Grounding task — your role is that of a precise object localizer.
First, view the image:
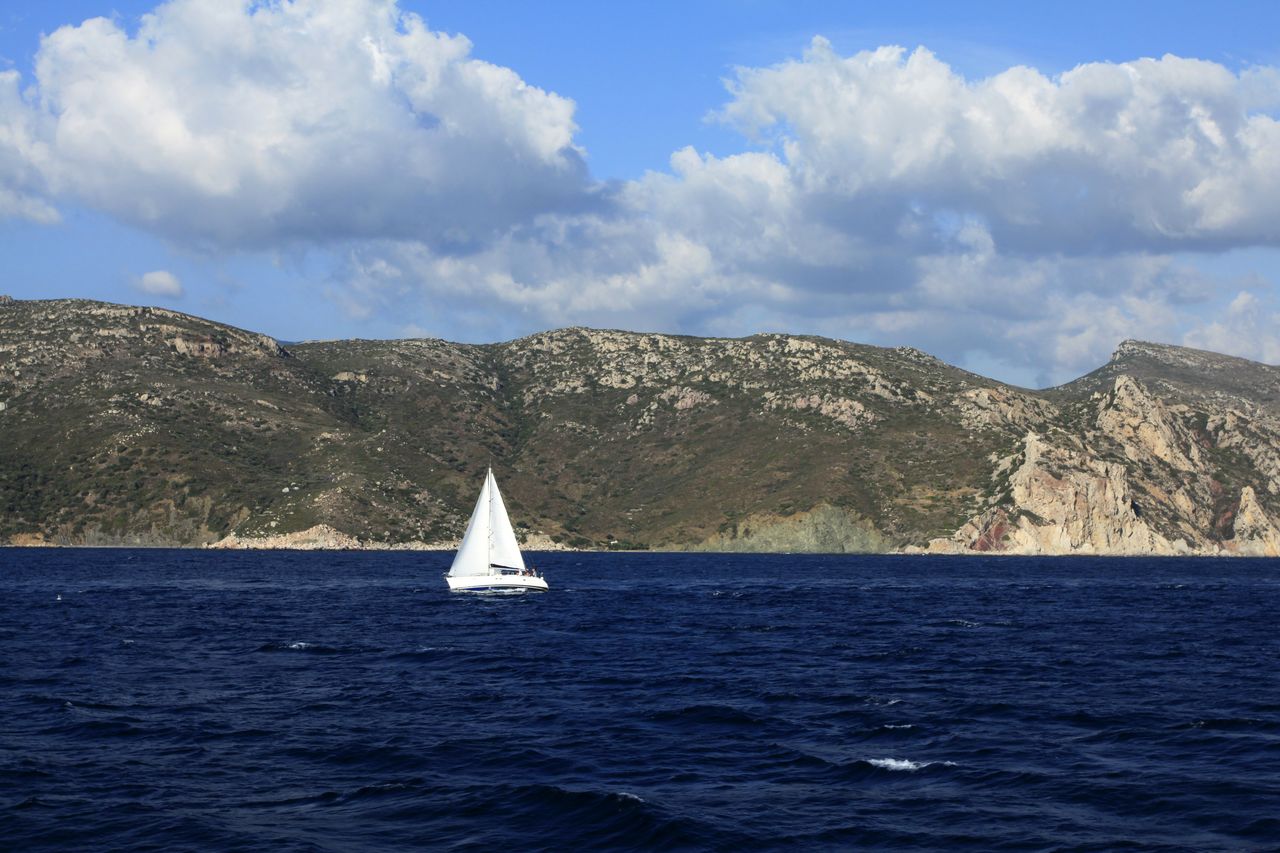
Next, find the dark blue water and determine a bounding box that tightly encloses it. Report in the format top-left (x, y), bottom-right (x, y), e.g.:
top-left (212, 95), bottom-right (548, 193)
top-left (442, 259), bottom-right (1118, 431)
top-left (2, 550), bottom-right (1278, 851)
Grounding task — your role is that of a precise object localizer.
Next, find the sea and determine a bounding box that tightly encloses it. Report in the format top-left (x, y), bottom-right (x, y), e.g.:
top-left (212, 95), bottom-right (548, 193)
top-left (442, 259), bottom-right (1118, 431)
top-left (1, 550), bottom-right (1277, 852)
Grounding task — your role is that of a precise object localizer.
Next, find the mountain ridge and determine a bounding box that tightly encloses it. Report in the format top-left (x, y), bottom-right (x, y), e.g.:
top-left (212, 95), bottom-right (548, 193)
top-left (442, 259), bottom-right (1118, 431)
top-left (3, 296), bottom-right (1279, 555)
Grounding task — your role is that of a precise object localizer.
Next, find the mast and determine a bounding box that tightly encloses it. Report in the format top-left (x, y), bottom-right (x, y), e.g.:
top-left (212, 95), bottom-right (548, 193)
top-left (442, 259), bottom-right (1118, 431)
top-left (486, 467), bottom-right (495, 575)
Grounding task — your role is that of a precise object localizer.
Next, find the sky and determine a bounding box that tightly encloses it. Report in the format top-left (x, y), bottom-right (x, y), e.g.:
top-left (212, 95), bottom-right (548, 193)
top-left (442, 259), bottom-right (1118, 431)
top-left (3, 1), bottom-right (1280, 386)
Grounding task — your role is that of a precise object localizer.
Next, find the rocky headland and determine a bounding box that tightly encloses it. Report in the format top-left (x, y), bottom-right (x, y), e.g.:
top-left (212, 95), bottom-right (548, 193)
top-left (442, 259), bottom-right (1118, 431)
top-left (3, 297), bottom-right (1279, 555)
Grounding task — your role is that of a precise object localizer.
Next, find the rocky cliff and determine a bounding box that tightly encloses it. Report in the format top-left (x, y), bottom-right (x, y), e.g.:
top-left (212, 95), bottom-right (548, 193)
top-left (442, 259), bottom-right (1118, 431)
top-left (3, 297), bottom-right (1279, 554)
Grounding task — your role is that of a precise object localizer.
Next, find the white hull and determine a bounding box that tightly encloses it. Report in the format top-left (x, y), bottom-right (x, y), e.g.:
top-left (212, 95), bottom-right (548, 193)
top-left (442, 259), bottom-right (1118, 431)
top-left (445, 573), bottom-right (549, 593)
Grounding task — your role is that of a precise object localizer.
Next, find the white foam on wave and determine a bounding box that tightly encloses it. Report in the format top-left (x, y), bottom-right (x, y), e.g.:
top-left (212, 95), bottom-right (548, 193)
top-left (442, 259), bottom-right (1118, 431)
top-left (288, 642), bottom-right (312, 650)
top-left (882, 724), bottom-right (914, 730)
top-left (616, 791), bottom-right (645, 802)
top-left (867, 758), bottom-right (957, 772)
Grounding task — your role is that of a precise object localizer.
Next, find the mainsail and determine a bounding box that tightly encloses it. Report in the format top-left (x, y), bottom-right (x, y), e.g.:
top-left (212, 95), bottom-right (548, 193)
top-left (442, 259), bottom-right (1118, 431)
top-left (448, 469), bottom-right (526, 577)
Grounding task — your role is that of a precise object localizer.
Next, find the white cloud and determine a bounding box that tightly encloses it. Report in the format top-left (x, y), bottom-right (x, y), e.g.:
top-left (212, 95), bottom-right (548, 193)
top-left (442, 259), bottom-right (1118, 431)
top-left (719, 40), bottom-right (1280, 251)
top-left (23, 0), bottom-right (587, 248)
top-left (136, 269), bottom-right (183, 297)
top-left (0, 70), bottom-right (58, 224)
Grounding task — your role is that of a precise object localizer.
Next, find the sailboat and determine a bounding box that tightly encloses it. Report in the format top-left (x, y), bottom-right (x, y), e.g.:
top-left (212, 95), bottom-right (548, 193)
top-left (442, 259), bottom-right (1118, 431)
top-left (445, 468), bottom-right (548, 593)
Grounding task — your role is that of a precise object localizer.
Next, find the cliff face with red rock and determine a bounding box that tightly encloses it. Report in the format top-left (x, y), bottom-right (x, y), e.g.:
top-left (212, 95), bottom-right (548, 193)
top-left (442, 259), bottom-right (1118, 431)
top-left (927, 346), bottom-right (1280, 556)
top-left (3, 297), bottom-right (1280, 554)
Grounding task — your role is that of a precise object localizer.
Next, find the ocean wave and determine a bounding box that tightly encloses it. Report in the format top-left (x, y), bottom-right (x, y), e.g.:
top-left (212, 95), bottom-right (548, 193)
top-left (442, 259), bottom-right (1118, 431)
top-left (385, 646), bottom-right (454, 661)
top-left (865, 758), bottom-right (957, 772)
top-left (254, 641), bottom-right (384, 655)
top-left (441, 782), bottom-right (726, 850)
top-left (59, 697), bottom-right (129, 712)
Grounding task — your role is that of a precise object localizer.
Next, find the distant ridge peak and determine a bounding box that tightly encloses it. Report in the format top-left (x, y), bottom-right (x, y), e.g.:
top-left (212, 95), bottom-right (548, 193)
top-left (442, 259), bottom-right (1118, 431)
top-left (1109, 337), bottom-right (1270, 370)
top-left (1110, 339), bottom-right (1171, 361)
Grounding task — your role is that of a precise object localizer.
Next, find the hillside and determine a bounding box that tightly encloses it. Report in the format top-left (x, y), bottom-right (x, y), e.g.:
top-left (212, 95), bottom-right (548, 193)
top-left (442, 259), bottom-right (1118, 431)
top-left (2, 297), bottom-right (1279, 555)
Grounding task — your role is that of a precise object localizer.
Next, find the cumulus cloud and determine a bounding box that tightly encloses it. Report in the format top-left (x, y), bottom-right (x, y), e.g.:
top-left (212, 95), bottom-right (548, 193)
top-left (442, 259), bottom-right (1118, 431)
top-left (136, 269), bottom-right (183, 297)
top-left (22, 0), bottom-right (589, 248)
top-left (719, 39), bottom-right (1280, 252)
top-left (0, 71), bottom-right (59, 224)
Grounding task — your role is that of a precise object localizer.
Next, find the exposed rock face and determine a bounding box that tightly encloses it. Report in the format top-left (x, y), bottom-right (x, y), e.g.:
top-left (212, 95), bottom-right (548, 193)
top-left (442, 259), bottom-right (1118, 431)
top-left (7, 531), bottom-right (53, 546)
top-left (209, 523), bottom-right (366, 550)
top-left (928, 432), bottom-right (1188, 555)
top-left (659, 385), bottom-right (716, 411)
top-left (955, 387), bottom-right (1058, 431)
top-left (209, 524), bottom-right (456, 551)
top-left (763, 392), bottom-right (876, 430)
top-left (169, 330), bottom-right (284, 359)
top-left (932, 369), bottom-right (1280, 556)
top-left (6, 301), bottom-right (1280, 555)
top-left (1229, 487), bottom-right (1280, 556)
top-left (1095, 376), bottom-right (1201, 472)
top-left (690, 505), bottom-right (887, 553)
